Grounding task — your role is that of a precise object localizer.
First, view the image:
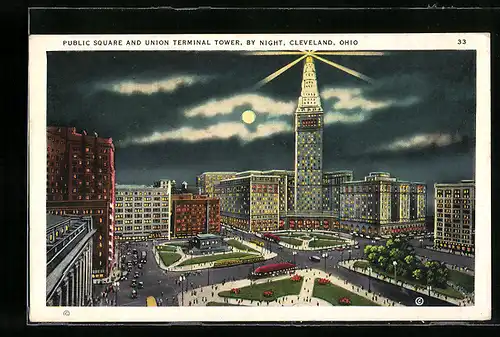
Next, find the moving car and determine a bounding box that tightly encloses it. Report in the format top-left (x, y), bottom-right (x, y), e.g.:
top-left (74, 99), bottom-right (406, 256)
top-left (131, 289), bottom-right (137, 299)
top-left (138, 263), bottom-right (143, 269)
top-left (138, 281), bottom-right (144, 289)
top-left (134, 271), bottom-right (140, 279)
top-left (354, 245), bottom-right (360, 249)
top-left (131, 279), bottom-right (137, 287)
top-left (309, 256), bottom-right (321, 262)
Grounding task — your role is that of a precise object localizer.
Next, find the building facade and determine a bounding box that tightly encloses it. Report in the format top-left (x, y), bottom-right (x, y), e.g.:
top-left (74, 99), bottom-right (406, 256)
top-left (434, 180), bottom-right (475, 254)
top-left (323, 171), bottom-right (354, 216)
top-left (340, 172), bottom-right (427, 235)
top-left (294, 56), bottom-right (324, 213)
top-left (47, 126), bottom-right (115, 280)
top-left (196, 172), bottom-right (237, 197)
top-left (114, 183), bottom-right (172, 241)
top-left (216, 172), bottom-right (280, 232)
top-left (171, 194), bottom-right (221, 238)
top-left (46, 215), bottom-right (95, 306)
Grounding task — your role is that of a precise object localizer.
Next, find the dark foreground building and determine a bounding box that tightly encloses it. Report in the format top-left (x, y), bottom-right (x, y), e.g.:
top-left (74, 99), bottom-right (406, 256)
top-left (46, 215), bottom-right (96, 306)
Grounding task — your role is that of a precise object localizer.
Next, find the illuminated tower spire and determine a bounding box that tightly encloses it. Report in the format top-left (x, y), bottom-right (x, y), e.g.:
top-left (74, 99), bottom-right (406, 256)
top-left (294, 56), bottom-right (324, 213)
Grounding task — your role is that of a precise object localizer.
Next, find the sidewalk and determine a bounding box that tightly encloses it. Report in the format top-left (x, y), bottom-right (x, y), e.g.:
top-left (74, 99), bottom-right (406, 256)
top-left (340, 259), bottom-right (473, 307)
top-left (154, 239), bottom-right (277, 272)
top-left (178, 268), bottom-right (402, 307)
top-left (279, 237), bottom-right (354, 251)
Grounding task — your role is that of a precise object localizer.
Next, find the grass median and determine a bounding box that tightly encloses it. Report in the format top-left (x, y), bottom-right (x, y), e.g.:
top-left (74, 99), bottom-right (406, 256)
top-left (159, 252), bottom-right (181, 267)
top-left (177, 252), bottom-right (259, 266)
top-left (226, 239), bottom-right (260, 253)
top-left (206, 302), bottom-right (242, 306)
top-left (279, 237), bottom-right (303, 246)
top-left (312, 279), bottom-right (378, 306)
top-left (448, 269), bottom-right (474, 293)
top-left (156, 245), bottom-right (178, 252)
top-left (219, 278), bottom-right (303, 302)
top-left (308, 239), bottom-right (346, 248)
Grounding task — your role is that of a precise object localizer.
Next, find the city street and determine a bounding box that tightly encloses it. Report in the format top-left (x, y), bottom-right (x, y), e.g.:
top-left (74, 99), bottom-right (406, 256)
top-left (111, 229), bottom-right (470, 307)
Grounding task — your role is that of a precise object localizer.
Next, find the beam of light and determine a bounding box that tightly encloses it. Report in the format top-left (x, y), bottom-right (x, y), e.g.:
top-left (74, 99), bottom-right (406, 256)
top-left (312, 54), bottom-right (374, 83)
top-left (313, 51), bottom-right (385, 56)
top-left (243, 51), bottom-right (309, 55)
top-left (254, 54), bottom-right (308, 88)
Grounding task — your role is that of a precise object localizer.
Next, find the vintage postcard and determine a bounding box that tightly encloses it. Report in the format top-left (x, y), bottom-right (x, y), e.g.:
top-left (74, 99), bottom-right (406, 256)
top-left (28, 33), bottom-right (491, 323)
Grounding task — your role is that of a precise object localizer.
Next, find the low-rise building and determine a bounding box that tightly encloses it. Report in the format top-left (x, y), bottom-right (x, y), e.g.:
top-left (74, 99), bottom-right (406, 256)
top-left (46, 215), bottom-right (95, 306)
top-left (188, 233), bottom-right (228, 255)
top-left (171, 194), bottom-right (221, 238)
top-left (434, 180), bottom-right (475, 255)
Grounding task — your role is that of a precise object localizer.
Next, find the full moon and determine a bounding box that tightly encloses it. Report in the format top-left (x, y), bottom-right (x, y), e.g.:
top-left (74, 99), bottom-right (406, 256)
top-left (241, 110), bottom-right (256, 124)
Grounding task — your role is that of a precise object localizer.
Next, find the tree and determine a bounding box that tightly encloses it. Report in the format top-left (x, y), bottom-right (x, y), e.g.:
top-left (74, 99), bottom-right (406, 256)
top-left (367, 252), bottom-right (378, 264)
top-left (404, 255), bottom-right (414, 265)
top-left (364, 245), bottom-right (373, 256)
top-left (378, 256), bottom-right (387, 268)
top-left (389, 248), bottom-right (400, 259)
top-left (377, 246), bottom-right (387, 256)
top-left (412, 269), bottom-right (423, 281)
top-left (386, 239), bottom-right (394, 249)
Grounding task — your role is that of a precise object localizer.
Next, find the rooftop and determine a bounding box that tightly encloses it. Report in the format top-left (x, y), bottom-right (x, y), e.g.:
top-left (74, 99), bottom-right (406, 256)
top-left (196, 233), bottom-right (221, 239)
top-left (46, 214), bottom-right (69, 229)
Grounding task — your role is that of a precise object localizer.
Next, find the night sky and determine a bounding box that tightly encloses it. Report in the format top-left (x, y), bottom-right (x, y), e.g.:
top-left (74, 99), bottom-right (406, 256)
top-left (47, 50), bottom-right (476, 210)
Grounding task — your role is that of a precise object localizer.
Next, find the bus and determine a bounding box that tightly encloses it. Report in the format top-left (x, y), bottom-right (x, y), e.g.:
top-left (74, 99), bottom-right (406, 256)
top-left (146, 296), bottom-right (157, 307)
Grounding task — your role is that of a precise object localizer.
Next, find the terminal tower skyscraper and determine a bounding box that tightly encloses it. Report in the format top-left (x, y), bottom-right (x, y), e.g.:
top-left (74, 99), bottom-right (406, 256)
top-left (294, 56), bottom-right (324, 214)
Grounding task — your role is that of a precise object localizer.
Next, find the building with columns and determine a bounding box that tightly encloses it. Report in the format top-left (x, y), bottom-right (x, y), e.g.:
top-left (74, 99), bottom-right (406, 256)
top-left (46, 215), bottom-right (95, 306)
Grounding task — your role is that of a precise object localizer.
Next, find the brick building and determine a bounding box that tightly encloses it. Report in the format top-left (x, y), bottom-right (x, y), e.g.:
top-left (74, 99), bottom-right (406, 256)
top-left (46, 126), bottom-right (115, 280)
top-left (171, 194), bottom-right (221, 238)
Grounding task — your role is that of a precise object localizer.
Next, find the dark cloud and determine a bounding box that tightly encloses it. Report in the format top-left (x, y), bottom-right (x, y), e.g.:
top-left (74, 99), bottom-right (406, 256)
top-left (47, 50), bottom-right (476, 207)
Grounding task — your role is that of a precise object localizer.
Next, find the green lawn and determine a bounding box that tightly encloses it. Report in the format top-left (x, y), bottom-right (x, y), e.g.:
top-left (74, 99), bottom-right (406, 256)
top-left (448, 269), bottom-right (474, 293)
top-left (165, 242), bottom-right (188, 247)
top-left (311, 234), bottom-right (344, 240)
top-left (368, 265), bottom-right (465, 300)
top-left (308, 239), bottom-right (346, 248)
top-left (279, 237), bottom-right (303, 246)
top-left (312, 279), bottom-right (378, 306)
top-left (206, 302), bottom-right (242, 306)
top-left (177, 252), bottom-right (258, 266)
top-left (156, 245), bottom-right (177, 252)
top-left (159, 252), bottom-right (181, 266)
top-left (219, 278), bottom-right (303, 302)
top-left (226, 239), bottom-right (260, 253)
top-left (353, 260), bottom-right (370, 269)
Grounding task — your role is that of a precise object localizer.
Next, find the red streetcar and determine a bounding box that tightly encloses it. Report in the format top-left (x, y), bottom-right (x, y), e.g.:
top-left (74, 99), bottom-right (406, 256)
top-left (249, 262), bottom-right (296, 279)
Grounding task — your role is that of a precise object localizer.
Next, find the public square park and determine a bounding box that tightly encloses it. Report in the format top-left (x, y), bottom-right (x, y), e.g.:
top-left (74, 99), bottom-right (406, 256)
top-left (102, 227), bottom-right (475, 308)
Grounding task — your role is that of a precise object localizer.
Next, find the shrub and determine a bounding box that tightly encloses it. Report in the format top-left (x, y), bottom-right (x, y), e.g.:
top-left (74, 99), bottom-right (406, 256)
top-left (338, 297), bottom-right (351, 306)
top-left (263, 290), bottom-right (274, 297)
top-left (291, 274), bottom-right (303, 282)
top-left (317, 278), bottom-right (330, 285)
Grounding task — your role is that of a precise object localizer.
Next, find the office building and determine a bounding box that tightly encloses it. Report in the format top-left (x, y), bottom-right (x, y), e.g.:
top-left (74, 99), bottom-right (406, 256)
top-left (46, 126), bottom-right (115, 280)
top-left (340, 172), bottom-right (427, 235)
top-left (171, 193), bottom-right (221, 238)
top-left (216, 172), bottom-right (280, 232)
top-left (434, 180), bottom-right (475, 254)
top-left (114, 183), bottom-right (172, 241)
top-left (323, 170), bottom-right (354, 216)
top-left (294, 56), bottom-right (324, 213)
top-left (46, 215), bottom-right (95, 306)
top-left (196, 172), bottom-right (237, 197)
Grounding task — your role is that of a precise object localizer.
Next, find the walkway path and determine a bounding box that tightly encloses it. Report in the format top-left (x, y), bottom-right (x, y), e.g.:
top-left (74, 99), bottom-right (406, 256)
top-left (177, 268), bottom-right (402, 307)
top-left (340, 259), bottom-right (473, 307)
top-left (278, 236), bottom-right (354, 252)
top-left (154, 239), bottom-right (277, 272)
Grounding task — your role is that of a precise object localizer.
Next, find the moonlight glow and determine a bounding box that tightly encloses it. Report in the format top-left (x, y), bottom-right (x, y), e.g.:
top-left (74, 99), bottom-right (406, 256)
top-left (242, 110), bottom-right (256, 124)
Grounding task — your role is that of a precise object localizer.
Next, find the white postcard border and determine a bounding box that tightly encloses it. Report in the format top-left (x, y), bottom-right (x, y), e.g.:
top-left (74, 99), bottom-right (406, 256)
top-left (28, 33), bottom-right (491, 323)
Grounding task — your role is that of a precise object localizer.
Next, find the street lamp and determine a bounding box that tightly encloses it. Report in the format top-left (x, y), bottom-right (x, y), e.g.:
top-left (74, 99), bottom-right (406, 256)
top-left (292, 251), bottom-right (297, 265)
top-left (322, 253), bottom-right (328, 272)
top-left (392, 261), bottom-right (397, 285)
top-left (179, 275), bottom-right (186, 306)
top-left (427, 285), bottom-right (432, 296)
top-left (348, 249), bottom-right (352, 260)
top-left (367, 267), bottom-right (372, 293)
